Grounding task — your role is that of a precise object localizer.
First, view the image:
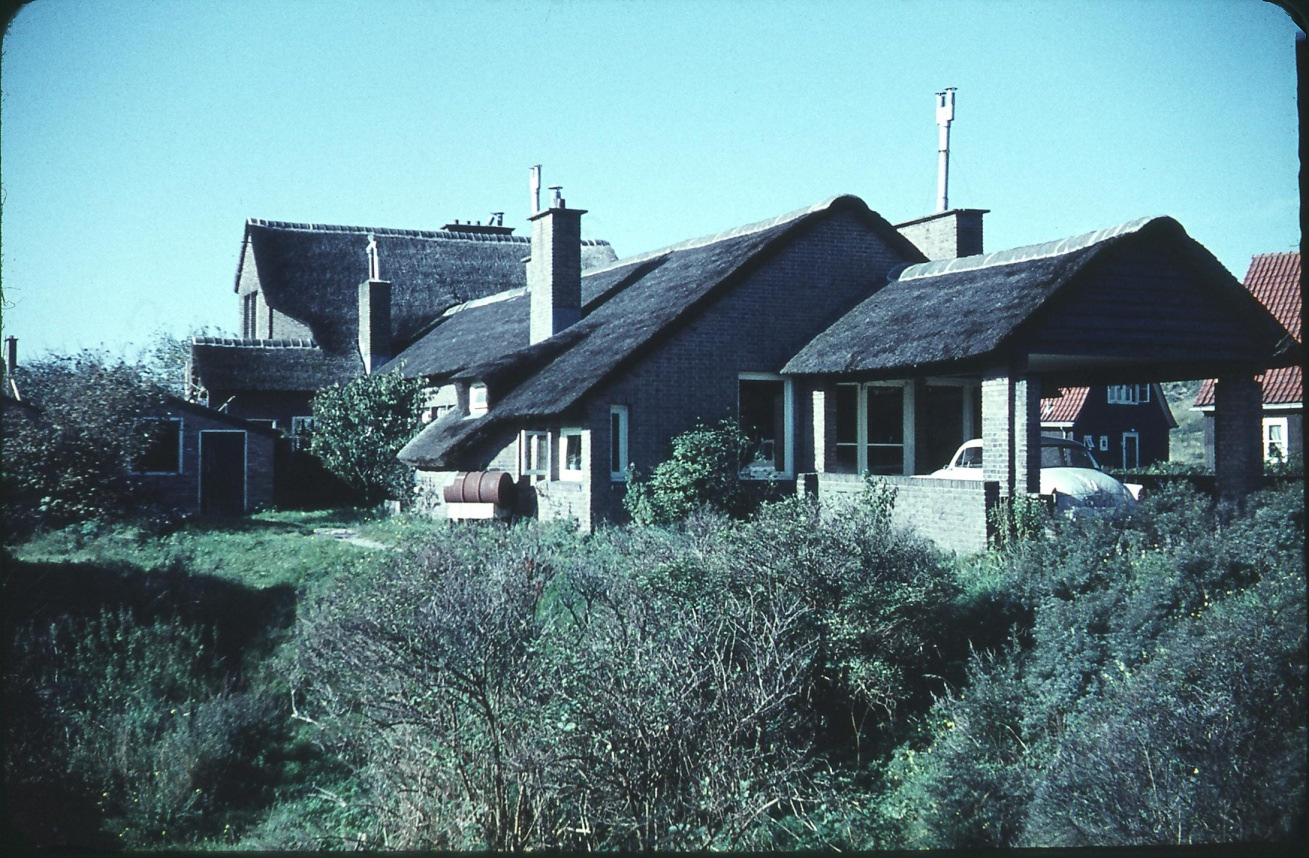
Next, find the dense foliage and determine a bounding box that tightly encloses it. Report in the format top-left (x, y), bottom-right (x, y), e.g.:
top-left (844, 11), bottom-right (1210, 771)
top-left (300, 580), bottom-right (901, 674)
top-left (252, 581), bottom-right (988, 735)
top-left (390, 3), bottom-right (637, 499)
top-left (2, 351), bottom-right (170, 536)
top-left (4, 482), bottom-right (1303, 851)
top-left (623, 418), bottom-right (750, 525)
top-left (308, 371), bottom-right (426, 505)
top-left (880, 484), bottom-right (1305, 848)
top-left (275, 480), bottom-right (962, 850)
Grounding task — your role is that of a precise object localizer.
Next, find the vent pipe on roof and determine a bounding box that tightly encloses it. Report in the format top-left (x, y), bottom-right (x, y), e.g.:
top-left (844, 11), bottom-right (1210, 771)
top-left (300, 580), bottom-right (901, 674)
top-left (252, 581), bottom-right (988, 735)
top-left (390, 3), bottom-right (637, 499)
top-left (935, 87), bottom-right (956, 213)
top-left (530, 165), bottom-right (542, 215)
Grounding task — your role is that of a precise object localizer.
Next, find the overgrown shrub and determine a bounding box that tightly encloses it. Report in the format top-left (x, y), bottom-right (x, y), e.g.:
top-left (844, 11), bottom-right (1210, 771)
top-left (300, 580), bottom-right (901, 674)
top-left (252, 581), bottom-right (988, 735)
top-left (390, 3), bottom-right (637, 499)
top-left (623, 419), bottom-right (750, 525)
top-left (2, 351), bottom-right (170, 536)
top-left (281, 479), bottom-right (969, 850)
top-left (4, 609), bottom-right (281, 849)
top-left (308, 371), bottom-right (426, 505)
top-left (877, 482), bottom-right (1306, 848)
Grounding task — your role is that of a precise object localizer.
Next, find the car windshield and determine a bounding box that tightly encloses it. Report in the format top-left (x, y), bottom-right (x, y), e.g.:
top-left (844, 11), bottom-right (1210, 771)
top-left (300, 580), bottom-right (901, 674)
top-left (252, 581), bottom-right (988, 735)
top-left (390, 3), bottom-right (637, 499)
top-left (1041, 443), bottom-right (1101, 470)
top-left (955, 446), bottom-right (983, 468)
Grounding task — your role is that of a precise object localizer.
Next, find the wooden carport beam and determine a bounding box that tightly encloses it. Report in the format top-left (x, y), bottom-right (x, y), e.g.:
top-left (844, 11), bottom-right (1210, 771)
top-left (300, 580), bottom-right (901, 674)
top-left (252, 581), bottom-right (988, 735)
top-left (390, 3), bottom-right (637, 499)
top-left (1213, 374), bottom-right (1263, 503)
top-left (981, 370), bottom-right (1041, 497)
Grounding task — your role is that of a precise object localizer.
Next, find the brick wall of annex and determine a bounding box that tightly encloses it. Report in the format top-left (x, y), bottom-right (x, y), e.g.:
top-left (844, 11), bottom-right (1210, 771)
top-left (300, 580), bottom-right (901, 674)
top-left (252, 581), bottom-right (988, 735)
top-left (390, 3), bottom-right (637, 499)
top-left (138, 410), bottom-right (275, 515)
top-left (585, 208), bottom-right (906, 525)
top-left (809, 472), bottom-right (995, 555)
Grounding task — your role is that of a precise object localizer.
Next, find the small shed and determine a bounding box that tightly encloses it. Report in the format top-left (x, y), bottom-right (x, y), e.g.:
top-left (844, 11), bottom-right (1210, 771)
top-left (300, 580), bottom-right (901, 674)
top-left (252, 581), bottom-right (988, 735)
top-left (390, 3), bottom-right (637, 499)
top-left (133, 396), bottom-right (278, 516)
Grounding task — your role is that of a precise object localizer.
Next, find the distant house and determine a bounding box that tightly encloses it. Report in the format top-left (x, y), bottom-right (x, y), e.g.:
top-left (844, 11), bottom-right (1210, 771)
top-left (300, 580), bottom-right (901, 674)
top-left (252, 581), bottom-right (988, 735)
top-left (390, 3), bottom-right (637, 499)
top-left (187, 216), bottom-right (616, 443)
top-left (1193, 252), bottom-right (1302, 465)
top-left (1039, 384), bottom-right (1176, 469)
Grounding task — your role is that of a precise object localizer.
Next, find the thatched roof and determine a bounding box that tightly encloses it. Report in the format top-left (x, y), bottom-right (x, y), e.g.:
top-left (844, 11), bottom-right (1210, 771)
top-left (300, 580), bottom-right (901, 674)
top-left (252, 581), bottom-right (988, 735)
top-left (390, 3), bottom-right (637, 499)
top-left (399, 195), bottom-right (921, 468)
top-left (784, 216), bottom-right (1291, 377)
top-left (189, 337), bottom-right (362, 392)
top-left (238, 218), bottom-right (617, 356)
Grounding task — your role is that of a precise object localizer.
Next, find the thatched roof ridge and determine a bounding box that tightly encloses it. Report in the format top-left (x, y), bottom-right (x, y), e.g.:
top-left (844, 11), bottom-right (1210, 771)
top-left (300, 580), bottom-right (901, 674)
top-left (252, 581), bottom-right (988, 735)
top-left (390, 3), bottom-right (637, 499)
top-left (897, 216), bottom-right (1158, 281)
top-left (399, 195), bottom-right (917, 467)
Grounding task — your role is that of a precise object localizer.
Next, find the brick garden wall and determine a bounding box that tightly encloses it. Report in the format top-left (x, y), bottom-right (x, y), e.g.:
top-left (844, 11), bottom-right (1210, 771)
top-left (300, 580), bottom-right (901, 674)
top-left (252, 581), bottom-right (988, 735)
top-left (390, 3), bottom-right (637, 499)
top-left (808, 472), bottom-right (995, 555)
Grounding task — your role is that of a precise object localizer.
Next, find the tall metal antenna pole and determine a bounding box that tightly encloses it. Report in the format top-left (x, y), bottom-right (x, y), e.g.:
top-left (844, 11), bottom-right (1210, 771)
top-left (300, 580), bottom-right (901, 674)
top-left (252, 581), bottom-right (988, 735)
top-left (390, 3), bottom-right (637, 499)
top-left (936, 87), bottom-right (956, 212)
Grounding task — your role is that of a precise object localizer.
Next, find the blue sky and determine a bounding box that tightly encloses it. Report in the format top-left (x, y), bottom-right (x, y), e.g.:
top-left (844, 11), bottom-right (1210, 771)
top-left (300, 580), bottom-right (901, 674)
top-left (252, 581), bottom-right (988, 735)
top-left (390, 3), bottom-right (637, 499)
top-left (1, 0), bottom-right (1300, 358)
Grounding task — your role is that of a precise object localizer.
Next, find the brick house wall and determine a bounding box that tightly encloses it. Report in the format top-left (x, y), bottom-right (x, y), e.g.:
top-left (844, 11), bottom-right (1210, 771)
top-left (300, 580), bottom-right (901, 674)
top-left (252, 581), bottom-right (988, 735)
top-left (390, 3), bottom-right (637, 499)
top-left (576, 208), bottom-right (907, 524)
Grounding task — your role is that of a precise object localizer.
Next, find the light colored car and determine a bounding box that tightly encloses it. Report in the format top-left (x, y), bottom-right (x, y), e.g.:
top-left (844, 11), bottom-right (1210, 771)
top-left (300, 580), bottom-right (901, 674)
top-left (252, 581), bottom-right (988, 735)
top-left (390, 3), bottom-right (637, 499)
top-left (929, 436), bottom-right (1141, 512)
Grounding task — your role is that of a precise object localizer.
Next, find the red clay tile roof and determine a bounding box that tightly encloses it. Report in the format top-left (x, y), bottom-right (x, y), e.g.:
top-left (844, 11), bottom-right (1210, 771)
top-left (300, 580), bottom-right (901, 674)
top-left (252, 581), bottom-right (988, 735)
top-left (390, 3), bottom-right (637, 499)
top-left (1194, 366), bottom-right (1302, 409)
top-left (1194, 252), bottom-right (1301, 408)
top-left (1040, 386), bottom-right (1090, 424)
top-left (1244, 252), bottom-right (1300, 339)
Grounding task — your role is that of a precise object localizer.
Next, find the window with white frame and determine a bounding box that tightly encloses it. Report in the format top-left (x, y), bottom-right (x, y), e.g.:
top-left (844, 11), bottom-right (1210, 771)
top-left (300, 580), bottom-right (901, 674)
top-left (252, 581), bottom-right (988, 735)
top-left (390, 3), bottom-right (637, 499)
top-left (560, 428), bottom-right (584, 481)
top-left (739, 374), bottom-right (794, 477)
top-left (1107, 384), bottom-right (1151, 405)
top-left (522, 430), bottom-right (550, 481)
top-left (290, 415), bottom-right (314, 452)
top-left (1264, 417), bottom-right (1289, 463)
top-left (132, 418), bottom-right (183, 474)
top-left (831, 382), bottom-right (909, 475)
top-left (469, 382), bottom-right (489, 416)
top-left (610, 405), bottom-right (629, 481)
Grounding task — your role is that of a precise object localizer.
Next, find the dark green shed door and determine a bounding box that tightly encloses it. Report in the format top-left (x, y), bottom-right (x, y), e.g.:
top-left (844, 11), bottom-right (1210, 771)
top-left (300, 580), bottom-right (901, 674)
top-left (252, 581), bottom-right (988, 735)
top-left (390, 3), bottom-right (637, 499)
top-left (200, 431), bottom-right (246, 516)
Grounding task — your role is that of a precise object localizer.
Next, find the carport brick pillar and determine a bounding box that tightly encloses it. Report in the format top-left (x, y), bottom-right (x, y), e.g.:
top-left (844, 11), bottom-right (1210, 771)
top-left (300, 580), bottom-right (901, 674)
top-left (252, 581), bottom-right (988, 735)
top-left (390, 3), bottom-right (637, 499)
top-left (1213, 374), bottom-right (1262, 502)
top-left (981, 371), bottom-right (1041, 496)
top-left (812, 386), bottom-right (836, 473)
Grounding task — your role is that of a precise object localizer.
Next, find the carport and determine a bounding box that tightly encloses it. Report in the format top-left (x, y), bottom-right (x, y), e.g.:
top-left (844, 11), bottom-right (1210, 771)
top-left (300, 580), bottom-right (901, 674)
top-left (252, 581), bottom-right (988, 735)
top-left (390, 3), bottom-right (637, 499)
top-left (784, 217), bottom-right (1300, 553)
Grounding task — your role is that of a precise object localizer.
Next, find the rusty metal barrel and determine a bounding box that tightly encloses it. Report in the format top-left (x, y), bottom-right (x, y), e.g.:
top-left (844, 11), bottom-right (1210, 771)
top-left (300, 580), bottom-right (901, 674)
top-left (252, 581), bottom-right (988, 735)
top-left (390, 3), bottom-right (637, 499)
top-left (443, 470), bottom-right (516, 506)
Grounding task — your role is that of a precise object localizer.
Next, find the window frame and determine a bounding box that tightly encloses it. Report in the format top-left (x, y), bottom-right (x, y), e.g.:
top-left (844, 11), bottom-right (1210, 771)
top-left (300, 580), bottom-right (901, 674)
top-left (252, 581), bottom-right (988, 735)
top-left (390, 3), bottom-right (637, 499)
top-left (830, 381), bottom-right (913, 476)
top-left (610, 405), bottom-right (629, 482)
top-left (738, 373), bottom-right (795, 479)
top-left (1263, 416), bottom-right (1289, 463)
top-left (521, 429), bottom-right (550, 481)
top-left (1108, 384), bottom-right (1151, 405)
top-left (131, 417), bottom-right (184, 475)
top-left (469, 383), bottom-right (489, 416)
top-left (559, 427), bottom-right (585, 482)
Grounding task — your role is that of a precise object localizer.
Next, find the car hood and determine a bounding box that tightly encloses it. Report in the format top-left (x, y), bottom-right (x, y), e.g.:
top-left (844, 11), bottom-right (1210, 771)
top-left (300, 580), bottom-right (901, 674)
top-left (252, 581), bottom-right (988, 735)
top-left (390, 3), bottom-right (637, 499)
top-left (1041, 467), bottom-right (1134, 507)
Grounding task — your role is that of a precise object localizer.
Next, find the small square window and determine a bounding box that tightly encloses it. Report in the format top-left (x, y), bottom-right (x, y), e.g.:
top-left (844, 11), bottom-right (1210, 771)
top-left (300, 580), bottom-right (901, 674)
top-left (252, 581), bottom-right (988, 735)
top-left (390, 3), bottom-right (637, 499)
top-left (469, 383), bottom-right (488, 416)
top-left (133, 418), bottom-right (182, 474)
top-left (1099, 435), bottom-right (1109, 452)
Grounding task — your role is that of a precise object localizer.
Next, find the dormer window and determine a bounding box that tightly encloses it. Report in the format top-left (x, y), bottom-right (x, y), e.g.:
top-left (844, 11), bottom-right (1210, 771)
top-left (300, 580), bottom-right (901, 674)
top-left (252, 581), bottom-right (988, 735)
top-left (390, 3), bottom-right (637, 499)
top-left (469, 382), bottom-right (488, 416)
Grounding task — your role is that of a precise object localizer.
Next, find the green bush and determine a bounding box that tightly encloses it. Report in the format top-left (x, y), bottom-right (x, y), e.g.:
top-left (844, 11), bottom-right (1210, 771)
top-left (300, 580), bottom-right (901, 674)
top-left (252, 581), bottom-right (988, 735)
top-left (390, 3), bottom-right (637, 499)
top-left (309, 371), bottom-right (426, 505)
top-left (623, 419), bottom-right (750, 525)
top-left (4, 609), bottom-right (281, 849)
top-left (2, 351), bottom-right (170, 536)
top-left (876, 483), bottom-right (1306, 848)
